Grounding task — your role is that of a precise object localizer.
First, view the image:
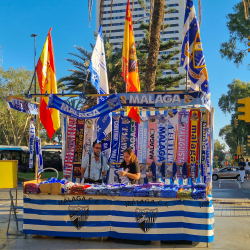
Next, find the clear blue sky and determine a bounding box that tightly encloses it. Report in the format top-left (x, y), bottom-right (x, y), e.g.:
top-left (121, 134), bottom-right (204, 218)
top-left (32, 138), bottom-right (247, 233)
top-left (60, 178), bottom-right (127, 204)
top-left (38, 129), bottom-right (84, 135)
top-left (0, 0), bottom-right (249, 148)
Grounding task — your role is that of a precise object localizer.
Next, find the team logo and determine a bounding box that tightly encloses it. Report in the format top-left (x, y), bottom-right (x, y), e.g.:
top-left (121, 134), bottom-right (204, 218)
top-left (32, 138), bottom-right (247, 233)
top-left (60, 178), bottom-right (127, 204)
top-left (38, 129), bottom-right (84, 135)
top-left (135, 208), bottom-right (158, 233)
top-left (122, 117), bottom-right (130, 124)
top-left (184, 95), bottom-right (194, 103)
top-left (179, 111), bottom-right (189, 126)
top-left (159, 115), bottom-right (166, 124)
top-left (201, 113), bottom-right (206, 122)
top-left (86, 119), bottom-right (93, 129)
top-left (107, 98), bottom-right (118, 110)
top-left (68, 205), bottom-right (89, 230)
top-left (119, 96), bottom-right (127, 105)
top-left (191, 112), bottom-right (199, 121)
top-left (113, 115), bottom-right (120, 121)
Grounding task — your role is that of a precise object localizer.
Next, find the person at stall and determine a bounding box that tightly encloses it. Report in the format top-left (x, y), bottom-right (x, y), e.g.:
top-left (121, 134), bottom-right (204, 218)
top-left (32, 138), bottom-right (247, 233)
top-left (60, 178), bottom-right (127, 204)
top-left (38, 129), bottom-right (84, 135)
top-left (81, 141), bottom-right (108, 184)
top-left (119, 148), bottom-right (140, 184)
top-left (238, 157), bottom-right (246, 184)
top-left (245, 159), bottom-right (250, 181)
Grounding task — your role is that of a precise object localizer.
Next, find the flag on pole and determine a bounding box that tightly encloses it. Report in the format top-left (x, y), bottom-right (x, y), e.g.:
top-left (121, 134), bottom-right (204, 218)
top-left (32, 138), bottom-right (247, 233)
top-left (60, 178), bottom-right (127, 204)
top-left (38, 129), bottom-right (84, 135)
top-left (89, 26), bottom-right (111, 142)
top-left (37, 28), bottom-right (60, 139)
top-left (181, 0), bottom-right (211, 110)
top-left (122, 0), bottom-right (140, 123)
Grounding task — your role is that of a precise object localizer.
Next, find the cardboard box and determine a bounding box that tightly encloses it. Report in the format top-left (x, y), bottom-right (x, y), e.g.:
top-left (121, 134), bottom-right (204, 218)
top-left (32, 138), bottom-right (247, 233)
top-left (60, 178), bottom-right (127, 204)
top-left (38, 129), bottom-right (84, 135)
top-left (39, 183), bottom-right (62, 195)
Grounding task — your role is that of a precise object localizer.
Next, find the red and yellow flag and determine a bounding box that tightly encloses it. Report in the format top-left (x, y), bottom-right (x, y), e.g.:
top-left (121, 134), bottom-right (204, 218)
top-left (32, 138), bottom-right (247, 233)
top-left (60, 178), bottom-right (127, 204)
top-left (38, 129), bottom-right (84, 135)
top-left (36, 28), bottom-right (60, 139)
top-left (122, 0), bottom-right (140, 123)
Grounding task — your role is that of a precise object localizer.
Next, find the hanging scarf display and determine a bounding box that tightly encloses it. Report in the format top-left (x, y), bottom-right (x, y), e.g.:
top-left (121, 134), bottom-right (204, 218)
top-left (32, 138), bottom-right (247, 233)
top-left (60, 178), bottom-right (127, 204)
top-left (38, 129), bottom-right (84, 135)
top-left (188, 110), bottom-right (200, 183)
top-left (166, 110), bottom-right (178, 164)
top-left (137, 118), bottom-right (148, 166)
top-left (82, 119), bottom-right (94, 158)
top-left (64, 117), bottom-right (77, 178)
top-left (129, 120), bottom-right (139, 157)
top-left (73, 119), bottom-right (85, 178)
top-left (147, 116), bottom-right (158, 163)
top-left (35, 136), bottom-right (43, 174)
top-left (109, 115), bottom-right (121, 163)
top-left (201, 112), bottom-right (207, 183)
top-left (176, 111), bottom-right (190, 179)
top-left (157, 114), bottom-right (168, 162)
top-left (118, 115), bottom-right (131, 163)
top-left (29, 119), bottom-right (36, 169)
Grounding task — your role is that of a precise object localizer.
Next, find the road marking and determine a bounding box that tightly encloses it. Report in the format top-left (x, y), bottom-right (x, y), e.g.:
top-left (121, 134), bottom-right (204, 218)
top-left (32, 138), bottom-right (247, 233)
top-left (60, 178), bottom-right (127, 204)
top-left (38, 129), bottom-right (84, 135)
top-left (219, 181), bottom-right (221, 188)
top-left (235, 180), bottom-right (241, 189)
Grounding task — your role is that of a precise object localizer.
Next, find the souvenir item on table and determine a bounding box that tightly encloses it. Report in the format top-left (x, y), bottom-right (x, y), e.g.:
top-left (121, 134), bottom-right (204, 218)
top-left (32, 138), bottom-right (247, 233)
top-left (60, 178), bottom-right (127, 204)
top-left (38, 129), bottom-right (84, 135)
top-left (70, 184), bottom-right (91, 195)
top-left (120, 185), bottom-right (136, 196)
top-left (191, 188), bottom-right (206, 200)
top-left (114, 168), bottom-right (130, 184)
top-left (161, 186), bottom-right (178, 198)
top-left (177, 185), bottom-right (192, 199)
top-left (134, 186), bottom-right (149, 197)
top-left (107, 184), bottom-right (125, 196)
top-left (25, 183), bottom-right (40, 194)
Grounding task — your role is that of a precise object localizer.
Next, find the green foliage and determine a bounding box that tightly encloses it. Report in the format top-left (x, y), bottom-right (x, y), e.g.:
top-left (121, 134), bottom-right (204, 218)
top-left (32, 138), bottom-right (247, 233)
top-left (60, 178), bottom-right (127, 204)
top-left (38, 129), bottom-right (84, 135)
top-left (213, 139), bottom-right (226, 166)
top-left (218, 79), bottom-right (250, 154)
top-left (0, 67), bottom-right (33, 146)
top-left (220, 2), bottom-right (250, 66)
top-left (137, 23), bottom-right (185, 90)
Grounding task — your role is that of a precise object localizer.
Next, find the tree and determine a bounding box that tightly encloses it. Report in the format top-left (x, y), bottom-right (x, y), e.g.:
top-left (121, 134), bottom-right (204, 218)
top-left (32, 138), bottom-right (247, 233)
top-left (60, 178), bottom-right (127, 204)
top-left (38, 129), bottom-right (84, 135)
top-left (220, 1), bottom-right (250, 67)
top-left (58, 38), bottom-right (124, 109)
top-left (214, 139), bottom-right (226, 166)
top-left (144, 0), bottom-right (165, 91)
top-left (137, 23), bottom-right (185, 90)
top-left (0, 67), bottom-right (33, 146)
top-left (218, 79), bottom-right (250, 154)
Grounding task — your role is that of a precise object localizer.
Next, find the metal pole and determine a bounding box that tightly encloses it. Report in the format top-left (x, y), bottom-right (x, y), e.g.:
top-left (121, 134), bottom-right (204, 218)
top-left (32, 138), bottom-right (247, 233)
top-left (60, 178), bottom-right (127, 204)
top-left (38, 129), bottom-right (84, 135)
top-left (242, 136), bottom-right (244, 158)
top-left (31, 34), bottom-right (38, 179)
top-left (185, 71), bottom-right (188, 92)
top-left (31, 34), bottom-right (37, 99)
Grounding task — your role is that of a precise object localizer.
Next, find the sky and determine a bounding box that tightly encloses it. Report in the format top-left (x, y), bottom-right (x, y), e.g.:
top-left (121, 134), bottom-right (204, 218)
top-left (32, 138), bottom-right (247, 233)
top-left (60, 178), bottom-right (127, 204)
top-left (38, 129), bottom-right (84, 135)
top-left (0, 0), bottom-right (249, 149)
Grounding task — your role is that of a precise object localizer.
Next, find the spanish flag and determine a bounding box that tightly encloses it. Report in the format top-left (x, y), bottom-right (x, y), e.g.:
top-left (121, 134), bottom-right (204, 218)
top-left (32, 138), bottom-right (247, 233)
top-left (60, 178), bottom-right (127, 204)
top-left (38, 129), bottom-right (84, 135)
top-left (36, 28), bottom-right (60, 139)
top-left (122, 0), bottom-right (140, 123)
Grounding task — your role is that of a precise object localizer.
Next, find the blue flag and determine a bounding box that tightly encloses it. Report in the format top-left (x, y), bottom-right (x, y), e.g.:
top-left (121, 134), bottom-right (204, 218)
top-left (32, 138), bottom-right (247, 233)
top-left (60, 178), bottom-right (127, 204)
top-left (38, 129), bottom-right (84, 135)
top-left (181, 0), bottom-right (211, 110)
top-left (89, 26), bottom-right (111, 141)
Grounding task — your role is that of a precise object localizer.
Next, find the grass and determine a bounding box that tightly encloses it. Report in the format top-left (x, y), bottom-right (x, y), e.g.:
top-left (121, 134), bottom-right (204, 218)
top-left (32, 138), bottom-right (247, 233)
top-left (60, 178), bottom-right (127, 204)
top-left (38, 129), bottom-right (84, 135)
top-left (18, 171), bottom-right (64, 181)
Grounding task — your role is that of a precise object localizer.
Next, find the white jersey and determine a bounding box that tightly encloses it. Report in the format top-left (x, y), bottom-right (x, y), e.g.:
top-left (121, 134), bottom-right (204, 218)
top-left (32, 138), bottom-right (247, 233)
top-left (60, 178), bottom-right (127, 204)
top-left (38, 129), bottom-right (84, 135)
top-left (246, 162), bottom-right (250, 170)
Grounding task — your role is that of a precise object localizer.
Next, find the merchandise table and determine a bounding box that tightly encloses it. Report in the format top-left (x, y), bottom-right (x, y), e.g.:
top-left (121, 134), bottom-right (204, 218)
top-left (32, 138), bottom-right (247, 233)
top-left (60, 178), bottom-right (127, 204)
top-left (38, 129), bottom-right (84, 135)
top-left (23, 194), bottom-right (214, 243)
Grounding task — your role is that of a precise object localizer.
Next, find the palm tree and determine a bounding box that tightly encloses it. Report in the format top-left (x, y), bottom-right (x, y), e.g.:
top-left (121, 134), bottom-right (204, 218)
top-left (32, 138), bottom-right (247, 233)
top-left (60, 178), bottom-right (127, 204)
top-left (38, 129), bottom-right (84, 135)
top-left (58, 35), bottom-right (124, 109)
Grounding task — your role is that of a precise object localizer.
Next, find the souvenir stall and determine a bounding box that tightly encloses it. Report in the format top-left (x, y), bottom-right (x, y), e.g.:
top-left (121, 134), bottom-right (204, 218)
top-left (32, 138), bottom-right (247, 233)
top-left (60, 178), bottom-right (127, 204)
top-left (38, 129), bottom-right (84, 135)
top-left (6, 0), bottom-right (214, 244)
top-left (21, 90), bottom-right (215, 243)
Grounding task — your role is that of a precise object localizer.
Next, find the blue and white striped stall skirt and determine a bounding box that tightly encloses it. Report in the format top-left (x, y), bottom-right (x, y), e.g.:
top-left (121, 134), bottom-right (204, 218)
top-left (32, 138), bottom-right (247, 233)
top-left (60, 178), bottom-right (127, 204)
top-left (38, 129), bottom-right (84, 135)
top-left (23, 195), bottom-right (214, 243)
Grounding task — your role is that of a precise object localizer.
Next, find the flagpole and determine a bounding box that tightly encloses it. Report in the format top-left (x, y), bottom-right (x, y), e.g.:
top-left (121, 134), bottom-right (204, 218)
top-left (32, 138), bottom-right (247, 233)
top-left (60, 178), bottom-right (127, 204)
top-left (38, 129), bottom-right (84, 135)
top-left (31, 33), bottom-right (39, 180)
top-left (185, 71), bottom-right (188, 92)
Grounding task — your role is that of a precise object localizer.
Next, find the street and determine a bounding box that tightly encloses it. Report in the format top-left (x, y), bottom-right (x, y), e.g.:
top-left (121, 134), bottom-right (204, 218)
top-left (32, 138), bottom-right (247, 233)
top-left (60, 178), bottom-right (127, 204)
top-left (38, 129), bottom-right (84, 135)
top-left (212, 179), bottom-right (250, 199)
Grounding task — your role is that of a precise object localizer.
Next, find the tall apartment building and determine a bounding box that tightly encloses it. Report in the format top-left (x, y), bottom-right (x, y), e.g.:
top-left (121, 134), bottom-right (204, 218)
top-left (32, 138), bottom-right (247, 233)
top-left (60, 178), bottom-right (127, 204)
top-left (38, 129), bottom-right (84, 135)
top-left (96, 0), bottom-right (189, 89)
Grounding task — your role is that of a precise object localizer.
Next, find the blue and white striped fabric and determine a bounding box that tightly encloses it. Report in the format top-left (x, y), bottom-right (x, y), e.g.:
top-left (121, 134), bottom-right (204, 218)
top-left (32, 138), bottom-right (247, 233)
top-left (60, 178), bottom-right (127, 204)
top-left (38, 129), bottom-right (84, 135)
top-left (47, 94), bottom-right (121, 119)
top-left (181, 0), bottom-right (211, 111)
top-left (23, 194), bottom-right (214, 242)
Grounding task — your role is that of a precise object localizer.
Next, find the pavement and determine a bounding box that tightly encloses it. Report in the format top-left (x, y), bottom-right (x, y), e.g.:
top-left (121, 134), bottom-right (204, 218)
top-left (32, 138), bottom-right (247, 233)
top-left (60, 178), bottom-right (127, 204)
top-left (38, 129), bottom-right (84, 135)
top-left (0, 182), bottom-right (250, 249)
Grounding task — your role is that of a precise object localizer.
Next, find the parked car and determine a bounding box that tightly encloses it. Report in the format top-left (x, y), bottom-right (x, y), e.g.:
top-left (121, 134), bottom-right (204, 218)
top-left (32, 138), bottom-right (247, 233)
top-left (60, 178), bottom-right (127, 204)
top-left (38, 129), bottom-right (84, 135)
top-left (212, 167), bottom-right (240, 181)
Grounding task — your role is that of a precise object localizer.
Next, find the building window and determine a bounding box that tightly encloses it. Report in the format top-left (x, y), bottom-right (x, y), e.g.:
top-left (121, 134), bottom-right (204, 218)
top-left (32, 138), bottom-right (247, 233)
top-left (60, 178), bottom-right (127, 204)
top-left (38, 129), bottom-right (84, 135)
top-left (162, 37), bottom-right (179, 41)
top-left (135, 34), bottom-right (144, 37)
top-left (103, 2), bottom-right (140, 8)
top-left (165, 17), bottom-right (179, 21)
top-left (110, 36), bottom-right (124, 39)
top-left (161, 30), bottom-right (179, 35)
